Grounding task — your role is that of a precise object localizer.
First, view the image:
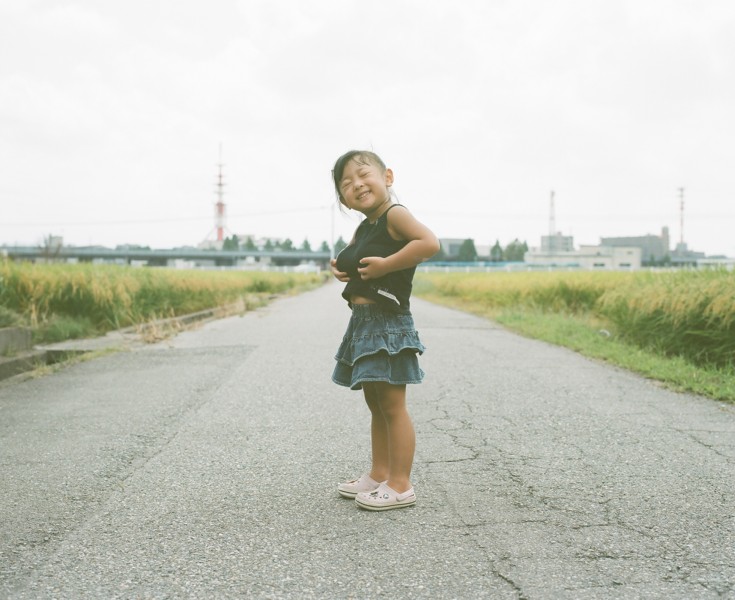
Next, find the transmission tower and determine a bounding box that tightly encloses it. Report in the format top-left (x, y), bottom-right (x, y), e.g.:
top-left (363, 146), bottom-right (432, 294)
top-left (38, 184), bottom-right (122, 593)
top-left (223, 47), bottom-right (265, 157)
top-left (204, 144), bottom-right (230, 245)
top-left (214, 145), bottom-right (226, 242)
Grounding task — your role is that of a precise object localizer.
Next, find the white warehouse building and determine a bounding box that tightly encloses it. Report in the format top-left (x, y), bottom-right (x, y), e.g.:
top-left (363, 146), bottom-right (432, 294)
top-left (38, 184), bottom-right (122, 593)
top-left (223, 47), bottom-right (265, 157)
top-left (525, 244), bottom-right (642, 270)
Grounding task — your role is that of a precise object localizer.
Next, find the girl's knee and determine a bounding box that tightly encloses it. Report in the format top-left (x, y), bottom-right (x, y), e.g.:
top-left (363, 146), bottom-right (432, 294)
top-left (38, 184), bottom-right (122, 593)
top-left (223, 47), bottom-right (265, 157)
top-left (381, 403), bottom-right (409, 422)
top-left (363, 383), bottom-right (381, 410)
top-left (375, 383), bottom-right (409, 419)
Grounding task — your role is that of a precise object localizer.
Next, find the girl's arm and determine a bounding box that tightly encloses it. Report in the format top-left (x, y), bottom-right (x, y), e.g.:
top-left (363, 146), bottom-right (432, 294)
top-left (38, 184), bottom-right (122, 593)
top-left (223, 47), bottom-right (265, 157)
top-left (330, 232), bottom-right (357, 282)
top-left (330, 258), bottom-right (350, 282)
top-left (357, 206), bottom-right (440, 280)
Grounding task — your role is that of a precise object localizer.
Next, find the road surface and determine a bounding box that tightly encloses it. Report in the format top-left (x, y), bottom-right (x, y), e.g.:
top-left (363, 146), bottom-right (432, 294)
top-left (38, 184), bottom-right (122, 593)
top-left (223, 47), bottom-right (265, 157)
top-left (1, 281), bottom-right (734, 599)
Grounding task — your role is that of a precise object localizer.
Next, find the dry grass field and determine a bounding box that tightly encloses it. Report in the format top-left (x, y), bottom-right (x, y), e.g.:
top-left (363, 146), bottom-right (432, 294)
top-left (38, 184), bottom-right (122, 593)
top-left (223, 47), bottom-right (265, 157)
top-left (415, 269), bottom-right (735, 370)
top-left (0, 262), bottom-right (325, 343)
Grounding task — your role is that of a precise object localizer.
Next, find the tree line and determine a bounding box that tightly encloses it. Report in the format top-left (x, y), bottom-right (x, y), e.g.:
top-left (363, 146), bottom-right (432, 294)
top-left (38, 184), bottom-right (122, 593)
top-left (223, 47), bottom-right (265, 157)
top-left (221, 235), bottom-right (331, 253)
top-left (433, 238), bottom-right (529, 262)
top-left (222, 235), bottom-right (529, 262)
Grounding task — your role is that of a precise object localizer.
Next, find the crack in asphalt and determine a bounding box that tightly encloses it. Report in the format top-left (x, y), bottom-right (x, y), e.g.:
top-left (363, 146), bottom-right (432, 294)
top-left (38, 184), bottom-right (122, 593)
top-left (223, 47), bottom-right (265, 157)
top-left (675, 427), bottom-right (735, 462)
top-left (421, 388), bottom-right (529, 599)
top-left (418, 373), bottom-right (735, 597)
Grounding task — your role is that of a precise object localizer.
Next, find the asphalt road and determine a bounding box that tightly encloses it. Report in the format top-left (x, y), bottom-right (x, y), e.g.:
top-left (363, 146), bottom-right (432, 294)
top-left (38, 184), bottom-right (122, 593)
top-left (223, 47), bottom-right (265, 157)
top-left (1, 281), bottom-right (734, 599)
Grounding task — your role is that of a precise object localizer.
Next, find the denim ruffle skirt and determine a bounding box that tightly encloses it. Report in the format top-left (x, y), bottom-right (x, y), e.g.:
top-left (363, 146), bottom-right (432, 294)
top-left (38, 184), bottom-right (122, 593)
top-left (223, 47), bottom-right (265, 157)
top-left (332, 303), bottom-right (425, 391)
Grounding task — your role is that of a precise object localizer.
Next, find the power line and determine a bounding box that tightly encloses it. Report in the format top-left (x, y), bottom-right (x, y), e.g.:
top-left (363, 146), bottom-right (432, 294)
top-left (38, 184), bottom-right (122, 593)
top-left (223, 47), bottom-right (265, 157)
top-left (4, 207), bottom-right (731, 228)
top-left (421, 211), bottom-right (732, 220)
top-left (3, 205), bottom-right (334, 228)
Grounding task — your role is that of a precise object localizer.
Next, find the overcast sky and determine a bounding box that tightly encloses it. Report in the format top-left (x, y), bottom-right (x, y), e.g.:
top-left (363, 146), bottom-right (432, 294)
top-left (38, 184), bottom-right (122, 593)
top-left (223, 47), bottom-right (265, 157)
top-left (1, 0), bottom-right (733, 257)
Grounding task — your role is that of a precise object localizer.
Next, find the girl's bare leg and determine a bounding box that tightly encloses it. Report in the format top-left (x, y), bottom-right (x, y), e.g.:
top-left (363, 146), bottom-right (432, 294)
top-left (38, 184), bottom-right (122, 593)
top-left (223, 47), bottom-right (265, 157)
top-left (363, 383), bottom-right (389, 483)
top-left (375, 382), bottom-right (415, 493)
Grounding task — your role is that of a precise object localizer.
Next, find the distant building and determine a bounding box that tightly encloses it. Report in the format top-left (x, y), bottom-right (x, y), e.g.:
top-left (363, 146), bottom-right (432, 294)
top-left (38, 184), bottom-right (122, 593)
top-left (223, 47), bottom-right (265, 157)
top-left (526, 229), bottom-right (641, 269)
top-left (698, 256), bottom-right (735, 270)
top-left (198, 239), bottom-right (223, 251)
top-left (541, 232), bottom-right (574, 252)
top-left (671, 242), bottom-right (706, 266)
top-left (600, 227), bottom-right (670, 264)
top-left (525, 245), bottom-right (642, 270)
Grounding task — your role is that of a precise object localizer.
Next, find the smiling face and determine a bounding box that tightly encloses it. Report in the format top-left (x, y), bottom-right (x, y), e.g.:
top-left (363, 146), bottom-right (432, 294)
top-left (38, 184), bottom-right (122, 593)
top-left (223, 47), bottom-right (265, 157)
top-left (337, 157), bottom-right (394, 219)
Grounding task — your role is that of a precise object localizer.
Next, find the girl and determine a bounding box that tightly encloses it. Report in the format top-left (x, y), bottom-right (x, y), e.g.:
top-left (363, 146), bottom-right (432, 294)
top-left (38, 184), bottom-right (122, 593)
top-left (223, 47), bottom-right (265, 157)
top-left (330, 150), bottom-right (440, 511)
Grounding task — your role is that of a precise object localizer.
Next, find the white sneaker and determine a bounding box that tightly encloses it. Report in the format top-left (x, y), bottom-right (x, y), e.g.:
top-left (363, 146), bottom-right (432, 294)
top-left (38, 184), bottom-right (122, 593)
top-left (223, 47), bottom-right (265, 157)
top-left (355, 482), bottom-right (416, 511)
top-left (337, 474), bottom-right (382, 499)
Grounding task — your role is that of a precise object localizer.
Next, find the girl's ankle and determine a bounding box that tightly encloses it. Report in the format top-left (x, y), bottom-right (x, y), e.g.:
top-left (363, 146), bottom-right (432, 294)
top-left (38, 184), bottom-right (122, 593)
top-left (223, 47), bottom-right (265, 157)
top-left (369, 471), bottom-right (389, 483)
top-left (386, 479), bottom-right (412, 494)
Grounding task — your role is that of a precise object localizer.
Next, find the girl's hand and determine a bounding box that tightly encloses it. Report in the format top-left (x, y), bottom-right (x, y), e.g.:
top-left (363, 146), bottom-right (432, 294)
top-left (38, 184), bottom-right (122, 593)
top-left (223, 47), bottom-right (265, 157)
top-left (357, 256), bottom-right (389, 280)
top-left (330, 258), bottom-right (350, 282)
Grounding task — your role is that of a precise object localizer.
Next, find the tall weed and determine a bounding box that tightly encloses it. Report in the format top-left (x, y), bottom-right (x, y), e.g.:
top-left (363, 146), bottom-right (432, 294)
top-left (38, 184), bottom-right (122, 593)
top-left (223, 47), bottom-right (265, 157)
top-left (596, 270), bottom-right (735, 367)
top-left (0, 262), bottom-right (324, 339)
top-left (416, 269), bottom-right (735, 368)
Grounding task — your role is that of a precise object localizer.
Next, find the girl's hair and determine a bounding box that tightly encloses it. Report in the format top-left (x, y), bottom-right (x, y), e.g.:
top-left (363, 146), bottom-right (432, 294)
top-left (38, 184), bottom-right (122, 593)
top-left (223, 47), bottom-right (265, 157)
top-left (331, 150), bottom-right (387, 203)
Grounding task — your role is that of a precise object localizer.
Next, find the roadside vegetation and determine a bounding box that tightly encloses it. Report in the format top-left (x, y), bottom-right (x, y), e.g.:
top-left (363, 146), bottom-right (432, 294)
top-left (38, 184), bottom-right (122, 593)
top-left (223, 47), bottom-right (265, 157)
top-left (0, 262), bottom-right (326, 345)
top-left (414, 270), bottom-right (735, 402)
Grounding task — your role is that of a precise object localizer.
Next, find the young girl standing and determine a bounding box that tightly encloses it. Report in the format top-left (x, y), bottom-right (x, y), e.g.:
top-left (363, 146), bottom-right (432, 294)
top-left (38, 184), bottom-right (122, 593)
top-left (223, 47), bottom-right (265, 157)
top-left (330, 150), bottom-right (440, 511)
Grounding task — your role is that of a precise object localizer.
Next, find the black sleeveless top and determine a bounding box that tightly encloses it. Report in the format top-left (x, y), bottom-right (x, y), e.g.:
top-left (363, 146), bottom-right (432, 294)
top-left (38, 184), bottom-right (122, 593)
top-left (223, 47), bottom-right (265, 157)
top-left (335, 204), bottom-right (416, 313)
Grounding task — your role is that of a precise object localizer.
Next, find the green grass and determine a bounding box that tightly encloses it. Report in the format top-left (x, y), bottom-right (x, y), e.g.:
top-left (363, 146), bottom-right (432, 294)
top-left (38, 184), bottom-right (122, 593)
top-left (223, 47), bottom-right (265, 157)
top-left (32, 314), bottom-right (98, 344)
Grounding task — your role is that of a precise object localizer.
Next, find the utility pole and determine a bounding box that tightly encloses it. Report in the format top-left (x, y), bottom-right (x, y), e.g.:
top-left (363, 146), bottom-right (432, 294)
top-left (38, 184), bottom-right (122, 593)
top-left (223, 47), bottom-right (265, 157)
top-left (549, 190), bottom-right (556, 252)
top-left (678, 187), bottom-right (685, 247)
top-left (549, 190), bottom-right (556, 237)
top-left (330, 203), bottom-right (335, 260)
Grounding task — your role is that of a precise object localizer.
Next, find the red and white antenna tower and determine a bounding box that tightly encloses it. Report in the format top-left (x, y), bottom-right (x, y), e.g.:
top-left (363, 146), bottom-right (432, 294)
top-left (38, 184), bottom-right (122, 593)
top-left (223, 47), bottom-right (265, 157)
top-left (214, 144), bottom-right (226, 242)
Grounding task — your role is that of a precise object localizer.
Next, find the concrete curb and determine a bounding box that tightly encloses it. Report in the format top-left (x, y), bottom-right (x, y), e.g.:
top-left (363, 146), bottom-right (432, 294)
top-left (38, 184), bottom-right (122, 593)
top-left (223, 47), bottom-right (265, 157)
top-left (0, 300), bottom-right (247, 382)
top-left (0, 349), bottom-right (49, 381)
top-left (0, 327), bottom-right (32, 355)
